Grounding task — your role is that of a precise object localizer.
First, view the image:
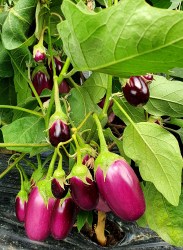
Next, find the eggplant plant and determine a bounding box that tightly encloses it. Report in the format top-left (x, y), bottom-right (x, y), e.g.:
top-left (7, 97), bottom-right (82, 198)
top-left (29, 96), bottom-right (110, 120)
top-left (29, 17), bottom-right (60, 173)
top-left (0, 0), bottom-right (183, 248)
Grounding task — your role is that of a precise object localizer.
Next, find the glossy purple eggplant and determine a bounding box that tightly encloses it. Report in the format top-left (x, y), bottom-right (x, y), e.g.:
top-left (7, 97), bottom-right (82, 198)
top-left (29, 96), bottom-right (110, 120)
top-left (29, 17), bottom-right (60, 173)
top-left (69, 177), bottom-right (99, 211)
top-left (49, 119), bottom-right (70, 147)
top-left (25, 187), bottom-right (55, 241)
top-left (32, 71), bottom-right (52, 96)
top-left (59, 79), bottom-right (71, 94)
top-left (51, 198), bottom-right (78, 240)
top-left (95, 159), bottom-right (145, 221)
top-left (122, 76), bottom-right (149, 106)
top-left (34, 50), bottom-right (46, 62)
top-left (51, 178), bottom-right (68, 199)
top-left (15, 196), bottom-right (27, 222)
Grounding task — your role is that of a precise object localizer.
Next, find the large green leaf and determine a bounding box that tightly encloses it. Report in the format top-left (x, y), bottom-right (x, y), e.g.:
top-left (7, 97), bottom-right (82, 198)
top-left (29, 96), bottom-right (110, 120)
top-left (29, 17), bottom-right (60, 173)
top-left (142, 183), bottom-right (183, 247)
top-left (10, 47), bottom-right (32, 104)
top-left (123, 122), bottom-right (183, 205)
top-left (58, 0), bottom-right (183, 77)
top-left (82, 72), bottom-right (108, 103)
top-left (1, 0), bottom-right (37, 50)
top-left (0, 41), bottom-right (13, 77)
top-left (68, 85), bottom-right (100, 129)
top-left (68, 73), bottom-right (106, 128)
top-left (144, 76), bottom-right (183, 117)
top-left (1, 116), bottom-right (49, 154)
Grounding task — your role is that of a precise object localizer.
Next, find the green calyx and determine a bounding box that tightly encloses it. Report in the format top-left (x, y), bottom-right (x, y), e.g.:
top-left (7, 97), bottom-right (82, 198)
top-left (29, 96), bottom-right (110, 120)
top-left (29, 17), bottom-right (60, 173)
top-left (31, 167), bottom-right (46, 186)
top-left (76, 133), bottom-right (97, 158)
top-left (94, 151), bottom-right (123, 177)
top-left (67, 162), bottom-right (92, 184)
top-left (31, 64), bottom-right (49, 79)
top-left (16, 189), bottom-right (28, 202)
top-left (37, 179), bottom-right (54, 205)
top-left (49, 110), bottom-right (68, 128)
top-left (53, 168), bottom-right (65, 179)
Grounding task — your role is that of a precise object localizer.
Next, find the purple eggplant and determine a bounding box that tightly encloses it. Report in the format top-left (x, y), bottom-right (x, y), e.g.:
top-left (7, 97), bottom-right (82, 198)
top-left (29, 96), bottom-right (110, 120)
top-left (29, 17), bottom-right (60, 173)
top-left (59, 79), bottom-right (71, 94)
top-left (49, 119), bottom-right (70, 147)
top-left (51, 178), bottom-right (68, 199)
top-left (25, 187), bottom-right (55, 241)
top-left (69, 176), bottom-right (99, 211)
top-left (15, 196), bottom-right (27, 222)
top-left (122, 76), bottom-right (149, 106)
top-left (32, 71), bottom-right (52, 96)
top-left (51, 197), bottom-right (78, 240)
top-left (33, 49), bottom-right (46, 62)
top-left (95, 158), bottom-right (145, 221)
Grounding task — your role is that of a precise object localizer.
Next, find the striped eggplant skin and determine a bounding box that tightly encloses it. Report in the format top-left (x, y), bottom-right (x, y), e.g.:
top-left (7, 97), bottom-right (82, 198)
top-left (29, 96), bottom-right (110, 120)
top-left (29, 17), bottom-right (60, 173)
top-left (70, 176), bottom-right (99, 211)
top-left (95, 159), bottom-right (146, 221)
top-left (51, 198), bottom-right (78, 240)
top-left (49, 119), bottom-right (70, 147)
top-left (25, 187), bottom-right (55, 241)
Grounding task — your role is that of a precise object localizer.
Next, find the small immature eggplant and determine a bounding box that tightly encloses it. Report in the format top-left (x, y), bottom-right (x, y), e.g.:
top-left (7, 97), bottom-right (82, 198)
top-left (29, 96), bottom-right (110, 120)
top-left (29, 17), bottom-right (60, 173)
top-left (95, 153), bottom-right (146, 221)
top-left (51, 197), bottom-right (78, 240)
top-left (25, 186), bottom-right (55, 241)
top-left (15, 190), bottom-right (28, 222)
top-left (49, 119), bottom-right (70, 147)
top-left (122, 76), bottom-right (149, 106)
top-left (51, 178), bottom-right (68, 199)
top-left (32, 70), bottom-right (52, 96)
top-left (59, 79), bottom-right (71, 94)
top-left (33, 50), bottom-right (46, 62)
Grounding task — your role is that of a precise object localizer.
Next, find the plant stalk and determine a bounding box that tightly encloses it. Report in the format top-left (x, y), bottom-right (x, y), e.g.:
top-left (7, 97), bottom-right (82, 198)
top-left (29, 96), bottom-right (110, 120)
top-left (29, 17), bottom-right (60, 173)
top-left (0, 153), bottom-right (26, 179)
top-left (93, 113), bottom-right (108, 152)
top-left (95, 211), bottom-right (107, 246)
top-left (0, 105), bottom-right (43, 117)
top-left (46, 149), bottom-right (58, 179)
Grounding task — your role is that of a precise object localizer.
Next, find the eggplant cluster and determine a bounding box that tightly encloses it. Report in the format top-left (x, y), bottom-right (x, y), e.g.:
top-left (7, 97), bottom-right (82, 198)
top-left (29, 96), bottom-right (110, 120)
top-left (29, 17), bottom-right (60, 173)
top-left (16, 185), bottom-right (78, 241)
top-left (15, 152), bottom-right (145, 242)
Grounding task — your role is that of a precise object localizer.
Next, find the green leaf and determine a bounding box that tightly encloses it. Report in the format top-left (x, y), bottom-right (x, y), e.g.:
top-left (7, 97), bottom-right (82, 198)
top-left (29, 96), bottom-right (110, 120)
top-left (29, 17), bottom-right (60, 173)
top-left (150, 0), bottom-right (171, 8)
top-left (123, 122), bottom-right (183, 205)
top-left (142, 183), bottom-right (183, 247)
top-left (169, 67), bottom-right (183, 78)
top-left (77, 210), bottom-right (93, 231)
top-left (144, 76), bottom-right (183, 118)
top-left (1, 116), bottom-right (48, 154)
top-left (12, 97), bottom-right (38, 121)
top-left (58, 0), bottom-right (183, 77)
top-left (68, 85), bottom-right (100, 128)
top-left (9, 47), bottom-right (32, 104)
top-left (113, 97), bottom-right (146, 125)
top-left (177, 128), bottom-right (183, 142)
top-left (0, 41), bottom-right (13, 77)
top-left (82, 72), bottom-right (108, 103)
top-left (1, 0), bottom-right (37, 50)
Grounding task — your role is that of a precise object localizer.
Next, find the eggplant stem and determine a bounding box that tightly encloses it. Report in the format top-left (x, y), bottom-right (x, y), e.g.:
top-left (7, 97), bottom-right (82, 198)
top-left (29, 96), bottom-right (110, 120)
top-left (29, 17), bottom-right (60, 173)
top-left (94, 211), bottom-right (107, 246)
